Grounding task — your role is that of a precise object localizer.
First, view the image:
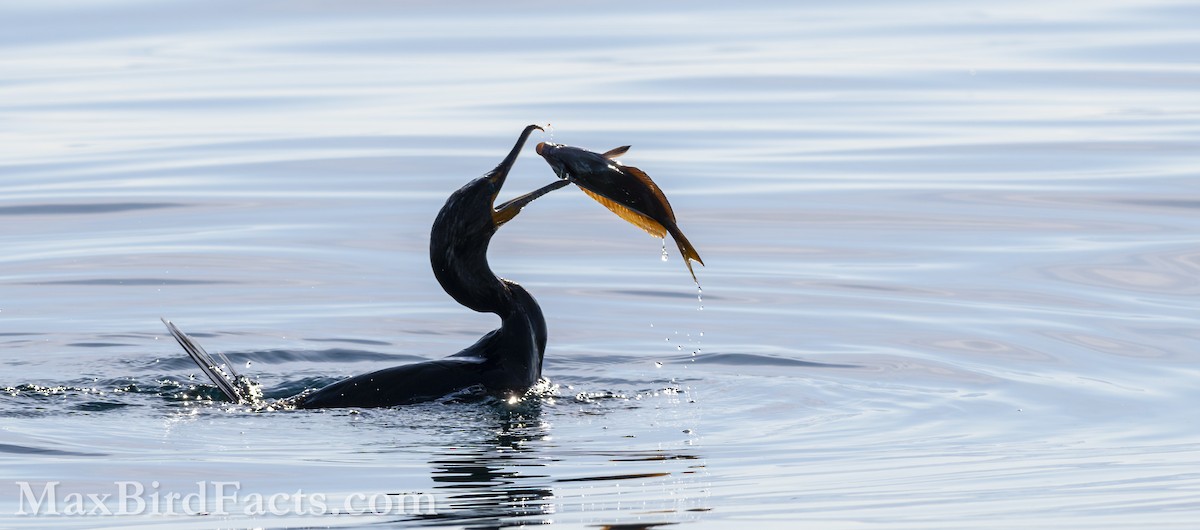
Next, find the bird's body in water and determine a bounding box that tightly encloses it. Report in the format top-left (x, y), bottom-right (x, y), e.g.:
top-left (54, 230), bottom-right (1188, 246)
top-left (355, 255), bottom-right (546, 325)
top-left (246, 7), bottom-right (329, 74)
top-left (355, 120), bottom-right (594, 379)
top-left (164, 125), bottom-right (567, 408)
top-left (535, 141), bottom-right (703, 281)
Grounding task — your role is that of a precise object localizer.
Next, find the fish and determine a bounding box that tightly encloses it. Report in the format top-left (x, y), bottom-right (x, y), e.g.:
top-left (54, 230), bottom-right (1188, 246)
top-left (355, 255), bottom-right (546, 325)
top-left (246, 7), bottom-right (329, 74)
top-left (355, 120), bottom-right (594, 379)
top-left (536, 141), bottom-right (703, 281)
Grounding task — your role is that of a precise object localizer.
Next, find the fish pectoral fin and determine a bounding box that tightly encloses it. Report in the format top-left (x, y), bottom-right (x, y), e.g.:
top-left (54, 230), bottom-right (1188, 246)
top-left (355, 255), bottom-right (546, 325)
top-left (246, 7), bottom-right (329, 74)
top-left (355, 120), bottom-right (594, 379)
top-left (602, 145), bottom-right (631, 159)
top-left (620, 165), bottom-right (677, 221)
top-left (580, 187), bottom-right (668, 239)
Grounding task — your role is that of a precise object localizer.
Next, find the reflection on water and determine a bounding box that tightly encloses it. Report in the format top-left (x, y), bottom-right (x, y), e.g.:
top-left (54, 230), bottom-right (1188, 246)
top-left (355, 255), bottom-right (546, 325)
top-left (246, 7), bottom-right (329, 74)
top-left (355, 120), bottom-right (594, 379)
top-left (413, 402), bottom-right (707, 529)
top-left (423, 409), bottom-right (556, 528)
top-left (3, 0), bottom-right (1200, 527)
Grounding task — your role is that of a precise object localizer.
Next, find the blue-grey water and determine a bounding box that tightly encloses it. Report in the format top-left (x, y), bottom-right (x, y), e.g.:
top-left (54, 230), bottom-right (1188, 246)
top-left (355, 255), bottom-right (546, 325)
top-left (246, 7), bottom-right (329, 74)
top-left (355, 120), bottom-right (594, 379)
top-left (2, 1), bottom-right (1199, 528)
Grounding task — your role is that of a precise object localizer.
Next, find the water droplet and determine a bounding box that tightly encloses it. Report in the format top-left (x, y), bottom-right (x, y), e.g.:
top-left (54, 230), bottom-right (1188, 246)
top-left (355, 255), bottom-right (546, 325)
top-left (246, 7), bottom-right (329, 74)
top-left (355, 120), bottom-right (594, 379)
top-left (661, 238), bottom-right (669, 261)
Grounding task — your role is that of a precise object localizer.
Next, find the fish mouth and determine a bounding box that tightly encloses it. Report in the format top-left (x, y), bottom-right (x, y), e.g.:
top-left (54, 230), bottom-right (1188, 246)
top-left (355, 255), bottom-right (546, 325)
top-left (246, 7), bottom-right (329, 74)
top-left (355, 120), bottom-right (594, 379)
top-left (535, 141), bottom-right (558, 163)
top-left (534, 142), bottom-right (572, 181)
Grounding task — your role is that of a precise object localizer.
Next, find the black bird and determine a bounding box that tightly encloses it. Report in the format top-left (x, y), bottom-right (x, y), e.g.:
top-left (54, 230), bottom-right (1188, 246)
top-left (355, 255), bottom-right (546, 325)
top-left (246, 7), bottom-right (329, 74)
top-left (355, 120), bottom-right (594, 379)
top-left (164, 124), bottom-right (569, 408)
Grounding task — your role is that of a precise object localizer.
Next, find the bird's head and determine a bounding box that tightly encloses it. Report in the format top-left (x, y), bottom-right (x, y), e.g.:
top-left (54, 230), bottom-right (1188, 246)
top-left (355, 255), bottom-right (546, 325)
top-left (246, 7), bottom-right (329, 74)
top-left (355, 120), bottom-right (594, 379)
top-left (430, 125), bottom-right (566, 313)
top-left (441, 125), bottom-right (567, 236)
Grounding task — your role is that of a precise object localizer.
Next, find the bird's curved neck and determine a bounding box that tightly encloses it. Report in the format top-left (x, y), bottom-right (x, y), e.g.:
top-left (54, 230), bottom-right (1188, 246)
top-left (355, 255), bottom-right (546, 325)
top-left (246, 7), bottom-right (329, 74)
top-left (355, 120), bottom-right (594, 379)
top-left (429, 233), bottom-right (548, 377)
top-left (430, 226), bottom-right (509, 315)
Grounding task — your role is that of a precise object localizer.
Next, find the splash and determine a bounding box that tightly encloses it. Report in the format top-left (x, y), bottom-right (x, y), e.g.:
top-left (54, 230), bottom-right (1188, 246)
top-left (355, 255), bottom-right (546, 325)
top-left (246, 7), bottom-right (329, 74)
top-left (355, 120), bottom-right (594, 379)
top-left (233, 375), bottom-right (265, 407)
top-left (524, 378), bottom-right (560, 400)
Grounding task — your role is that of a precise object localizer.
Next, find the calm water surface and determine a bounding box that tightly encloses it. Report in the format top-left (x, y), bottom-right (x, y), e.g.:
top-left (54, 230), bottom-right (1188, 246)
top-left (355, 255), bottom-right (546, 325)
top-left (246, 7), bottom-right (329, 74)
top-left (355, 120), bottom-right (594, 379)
top-left (2, 1), bottom-right (1199, 528)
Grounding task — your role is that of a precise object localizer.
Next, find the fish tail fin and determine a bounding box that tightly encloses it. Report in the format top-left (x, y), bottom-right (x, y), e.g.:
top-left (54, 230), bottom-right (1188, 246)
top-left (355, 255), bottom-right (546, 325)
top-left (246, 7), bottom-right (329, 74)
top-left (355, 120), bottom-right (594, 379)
top-left (667, 224), bottom-right (704, 282)
top-left (161, 318), bottom-right (243, 403)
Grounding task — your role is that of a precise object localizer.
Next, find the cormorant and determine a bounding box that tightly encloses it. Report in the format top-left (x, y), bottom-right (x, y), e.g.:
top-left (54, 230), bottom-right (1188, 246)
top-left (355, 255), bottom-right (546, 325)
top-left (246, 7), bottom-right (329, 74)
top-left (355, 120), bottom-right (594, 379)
top-left (164, 124), bottom-right (568, 408)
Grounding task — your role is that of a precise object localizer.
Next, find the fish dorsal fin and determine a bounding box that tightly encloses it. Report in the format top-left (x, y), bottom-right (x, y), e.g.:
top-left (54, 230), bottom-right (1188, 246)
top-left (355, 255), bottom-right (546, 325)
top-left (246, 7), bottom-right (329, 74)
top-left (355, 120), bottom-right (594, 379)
top-left (602, 145), bottom-right (630, 159)
top-left (621, 164), bottom-right (676, 221)
top-left (579, 187), bottom-right (667, 239)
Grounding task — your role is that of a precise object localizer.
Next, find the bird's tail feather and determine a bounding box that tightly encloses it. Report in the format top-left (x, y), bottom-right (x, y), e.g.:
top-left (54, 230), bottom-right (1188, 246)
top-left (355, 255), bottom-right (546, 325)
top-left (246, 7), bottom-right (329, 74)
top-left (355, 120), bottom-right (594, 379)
top-left (161, 318), bottom-right (243, 403)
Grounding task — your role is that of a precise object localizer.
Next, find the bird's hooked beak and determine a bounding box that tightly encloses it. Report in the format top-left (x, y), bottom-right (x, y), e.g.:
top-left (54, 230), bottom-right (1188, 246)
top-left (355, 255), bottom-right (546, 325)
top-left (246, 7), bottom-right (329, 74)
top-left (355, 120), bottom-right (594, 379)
top-left (490, 124), bottom-right (567, 227)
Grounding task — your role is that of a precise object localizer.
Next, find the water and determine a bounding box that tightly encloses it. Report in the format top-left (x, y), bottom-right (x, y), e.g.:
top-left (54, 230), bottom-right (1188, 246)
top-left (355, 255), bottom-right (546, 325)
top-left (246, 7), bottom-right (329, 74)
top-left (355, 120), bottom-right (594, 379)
top-left (2, 1), bottom-right (1199, 528)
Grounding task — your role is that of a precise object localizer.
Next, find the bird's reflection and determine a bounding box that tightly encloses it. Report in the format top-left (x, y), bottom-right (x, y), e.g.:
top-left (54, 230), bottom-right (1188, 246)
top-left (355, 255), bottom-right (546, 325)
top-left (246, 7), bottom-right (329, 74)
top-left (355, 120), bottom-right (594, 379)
top-left (360, 391), bottom-right (710, 529)
top-left (419, 402), bottom-right (556, 529)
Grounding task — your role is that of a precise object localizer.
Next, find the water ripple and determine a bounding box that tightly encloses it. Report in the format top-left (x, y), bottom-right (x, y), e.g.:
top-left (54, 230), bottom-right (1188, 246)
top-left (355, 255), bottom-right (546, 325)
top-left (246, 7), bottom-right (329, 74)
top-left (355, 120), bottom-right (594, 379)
top-left (0, 202), bottom-right (184, 216)
top-left (1, 0), bottom-right (1198, 528)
